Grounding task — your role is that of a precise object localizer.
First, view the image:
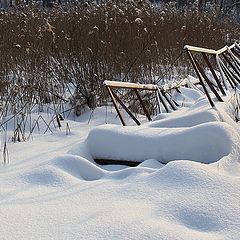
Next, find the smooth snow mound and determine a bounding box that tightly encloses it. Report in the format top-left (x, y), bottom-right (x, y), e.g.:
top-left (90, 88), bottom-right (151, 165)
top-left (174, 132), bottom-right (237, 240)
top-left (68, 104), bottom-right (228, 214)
top-left (51, 155), bottom-right (104, 181)
top-left (148, 97), bottom-right (237, 128)
top-left (148, 107), bottom-right (219, 128)
top-left (87, 122), bottom-right (240, 164)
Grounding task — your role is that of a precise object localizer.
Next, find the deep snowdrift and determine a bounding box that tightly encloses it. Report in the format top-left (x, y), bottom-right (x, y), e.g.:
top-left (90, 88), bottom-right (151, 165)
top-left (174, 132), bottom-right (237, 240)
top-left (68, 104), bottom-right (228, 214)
top-left (0, 87), bottom-right (240, 240)
top-left (87, 122), bottom-right (239, 164)
top-left (87, 96), bottom-right (240, 167)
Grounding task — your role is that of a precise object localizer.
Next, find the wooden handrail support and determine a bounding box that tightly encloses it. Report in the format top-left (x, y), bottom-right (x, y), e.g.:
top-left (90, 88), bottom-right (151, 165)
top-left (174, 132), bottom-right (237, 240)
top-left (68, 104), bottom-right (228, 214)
top-left (103, 80), bottom-right (157, 126)
top-left (104, 80), bottom-right (180, 125)
top-left (184, 42), bottom-right (240, 107)
top-left (184, 43), bottom-right (236, 55)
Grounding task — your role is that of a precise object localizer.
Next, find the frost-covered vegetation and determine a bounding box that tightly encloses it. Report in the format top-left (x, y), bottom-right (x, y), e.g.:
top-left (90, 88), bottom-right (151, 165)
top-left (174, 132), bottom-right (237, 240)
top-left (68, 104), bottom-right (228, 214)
top-left (1, 0), bottom-right (240, 16)
top-left (0, 1), bottom-right (238, 112)
top-left (0, 1), bottom-right (239, 148)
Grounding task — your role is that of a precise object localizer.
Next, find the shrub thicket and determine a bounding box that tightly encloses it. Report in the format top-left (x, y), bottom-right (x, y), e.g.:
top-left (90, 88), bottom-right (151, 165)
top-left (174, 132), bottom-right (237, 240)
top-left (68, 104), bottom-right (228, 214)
top-left (0, 1), bottom-right (238, 133)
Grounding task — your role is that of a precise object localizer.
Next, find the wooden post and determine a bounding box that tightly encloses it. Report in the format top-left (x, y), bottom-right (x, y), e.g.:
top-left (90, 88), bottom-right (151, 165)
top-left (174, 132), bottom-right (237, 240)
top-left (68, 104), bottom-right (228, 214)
top-left (157, 88), bottom-right (170, 113)
top-left (106, 87), bottom-right (126, 126)
top-left (134, 89), bottom-right (152, 121)
top-left (220, 63), bottom-right (237, 88)
top-left (192, 54), bottom-right (223, 102)
top-left (222, 53), bottom-right (240, 83)
top-left (111, 90), bottom-right (141, 125)
top-left (166, 91), bottom-right (180, 107)
top-left (202, 52), bottom-right (226, 96)
top-left (232, 48), bottom-right (240, 58)
top-left (161, 90), bottom-right (177, 110)
top-left (186, 51), bottom-right (215, 107)
top-left (228, 51), bottom-right (240, 73)
top-left (156, 90), bottom-right (162, 114)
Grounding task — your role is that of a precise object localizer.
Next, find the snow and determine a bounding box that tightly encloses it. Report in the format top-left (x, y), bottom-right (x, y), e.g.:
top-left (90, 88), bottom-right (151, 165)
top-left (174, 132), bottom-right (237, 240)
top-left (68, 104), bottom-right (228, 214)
top-left (147, 97), bottom-right (238, 128)
top-left (87, 122), bottom-right (239, 164)
top-left (0, 86), bottom-right (240, 239)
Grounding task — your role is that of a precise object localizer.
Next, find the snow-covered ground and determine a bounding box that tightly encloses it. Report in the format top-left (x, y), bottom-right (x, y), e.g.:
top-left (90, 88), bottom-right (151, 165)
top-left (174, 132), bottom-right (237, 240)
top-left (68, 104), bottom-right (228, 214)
top-left (0, 87), bottom-right (240, 240)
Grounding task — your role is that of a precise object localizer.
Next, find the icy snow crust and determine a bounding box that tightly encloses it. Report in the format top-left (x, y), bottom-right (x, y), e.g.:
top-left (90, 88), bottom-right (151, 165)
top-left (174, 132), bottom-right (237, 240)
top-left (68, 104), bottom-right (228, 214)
top-left (0, 87), bottom-right (240, 240)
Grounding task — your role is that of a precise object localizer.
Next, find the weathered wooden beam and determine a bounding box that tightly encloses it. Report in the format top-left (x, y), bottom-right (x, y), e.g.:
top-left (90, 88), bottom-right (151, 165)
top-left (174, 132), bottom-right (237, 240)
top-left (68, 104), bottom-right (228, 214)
top-left (220, 63), bottom-right (237, 88)
top-left (103, 80), bottom-right (157, 91)
top-left (95, 159), bottom-right (142, 167)
top-left (157, 88), bottom-right (170, 113)
top-left (190, 53), bottom-right (224, 102)
top-left (184, 43), bottom-right (235, 55)
top-left (186, 50), bottom-right (215, 107)
top-left (133, 89), bottom-right (152, 121)
top-left (234, 43), bottom-right (240, 54)
top-left (165, 91), bottom-right (180, 107)
top-left (216, 44), bottom-right (235, 55)
top-left (222, 53), bottom-right (240, 83)
top-left (232, 48), bottom-right (240, 58)
top-left (202, 52), bottom-right (226, 96)
top-left (156, 90), bottom-right (162, 114)
top-left (111, 89), bottom-right (141, 125)
top-left (106, 86), bottom-right (126, 126)
top-left (228, 51), bottom-right (240, 73)
top-left (184, 45), bottom-right (217, 54)
top-left (161, 90), bottom-right (177, 110)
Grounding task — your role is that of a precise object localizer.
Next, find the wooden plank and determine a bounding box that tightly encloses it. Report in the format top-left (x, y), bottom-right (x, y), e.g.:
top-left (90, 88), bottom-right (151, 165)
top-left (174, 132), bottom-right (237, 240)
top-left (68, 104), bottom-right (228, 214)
top-left (236, 42), bottom-right (240, 51)
top-left (216, 46), bottom-right (229, 55)
top-left (216, 55), bottom-right (229, 90)
top-left (184, 45), bottom-right (217, 54)
top-left (103, 80), bottom-right (157, 91)
top-left (184, 44), bottom-right (236, 55)
top-left (225, 43), bottom-right (237, 52)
